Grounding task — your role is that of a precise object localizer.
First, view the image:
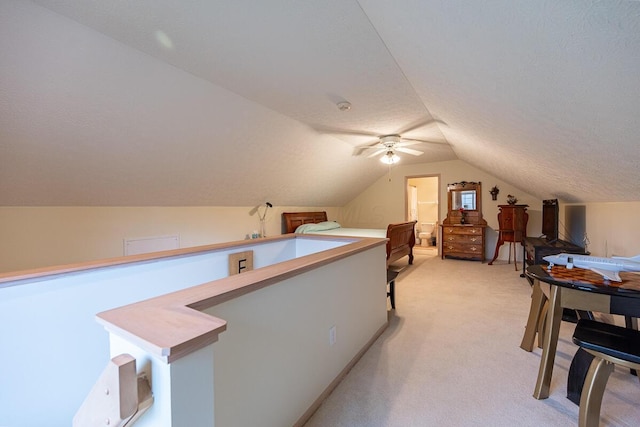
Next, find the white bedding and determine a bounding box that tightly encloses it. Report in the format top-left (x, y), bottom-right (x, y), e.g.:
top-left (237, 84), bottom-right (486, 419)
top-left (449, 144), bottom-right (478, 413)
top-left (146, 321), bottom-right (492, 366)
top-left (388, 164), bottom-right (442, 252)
top-left (295, 221), bottom-right (386, 238)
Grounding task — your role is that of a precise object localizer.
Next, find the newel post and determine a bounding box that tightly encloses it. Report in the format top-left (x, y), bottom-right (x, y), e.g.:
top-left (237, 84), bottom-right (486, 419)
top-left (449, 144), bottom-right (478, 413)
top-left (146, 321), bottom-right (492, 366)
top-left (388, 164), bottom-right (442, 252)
top-left (108, 334), bottom-right (215, 427)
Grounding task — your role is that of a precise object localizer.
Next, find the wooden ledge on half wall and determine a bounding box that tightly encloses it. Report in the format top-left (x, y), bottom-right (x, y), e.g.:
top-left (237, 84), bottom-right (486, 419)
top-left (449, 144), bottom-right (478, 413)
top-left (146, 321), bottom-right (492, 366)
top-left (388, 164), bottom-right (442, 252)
top-left (0, 234), bottom-right (386, 364)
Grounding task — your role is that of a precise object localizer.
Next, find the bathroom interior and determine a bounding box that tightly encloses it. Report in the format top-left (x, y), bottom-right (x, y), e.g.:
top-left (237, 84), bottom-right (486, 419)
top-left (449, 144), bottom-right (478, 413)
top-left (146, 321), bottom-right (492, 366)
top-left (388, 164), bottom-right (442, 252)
top-left (407, 176), bottom-right (439, 250)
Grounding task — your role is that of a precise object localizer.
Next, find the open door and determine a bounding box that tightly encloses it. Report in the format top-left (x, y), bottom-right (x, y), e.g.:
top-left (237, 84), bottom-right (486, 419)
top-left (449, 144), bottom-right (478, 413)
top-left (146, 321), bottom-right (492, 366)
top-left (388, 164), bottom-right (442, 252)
top-left (406, 175), bottom-right (440, 251)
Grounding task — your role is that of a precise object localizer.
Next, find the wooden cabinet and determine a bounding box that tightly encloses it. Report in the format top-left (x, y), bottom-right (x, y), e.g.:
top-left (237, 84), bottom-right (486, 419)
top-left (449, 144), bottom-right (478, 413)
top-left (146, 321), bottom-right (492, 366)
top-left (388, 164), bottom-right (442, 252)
top-left (442, 224), bottom-right (486, 261)
top-left (441, 181), bottom-right (487, 262)
top-left (489, 204), bottom-right (529, 267)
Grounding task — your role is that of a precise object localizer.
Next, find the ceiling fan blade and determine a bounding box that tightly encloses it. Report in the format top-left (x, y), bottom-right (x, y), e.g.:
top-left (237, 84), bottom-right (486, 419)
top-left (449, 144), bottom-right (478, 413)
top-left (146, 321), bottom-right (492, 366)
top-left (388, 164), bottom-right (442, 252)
top-left (311, 125), bottom-right (379, 137)
top-left (353, 143), bottom-right (383, 156)
top-left (366, 148), bottom-right (387, 158)
top-left (397, 118), bottom-right (446, 135)
top-left (396, 147), bottom-right (424, 156)
top-left (401, 138), bottom-right (448, 145)
top-left (395, 140), bottom-right (422, 148)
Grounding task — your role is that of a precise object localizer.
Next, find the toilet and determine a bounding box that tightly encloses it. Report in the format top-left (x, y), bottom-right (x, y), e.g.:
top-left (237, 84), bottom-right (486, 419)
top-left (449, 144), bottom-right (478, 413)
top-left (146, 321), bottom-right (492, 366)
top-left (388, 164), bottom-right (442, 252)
top-left (418, 222), bottom-right (435, 246)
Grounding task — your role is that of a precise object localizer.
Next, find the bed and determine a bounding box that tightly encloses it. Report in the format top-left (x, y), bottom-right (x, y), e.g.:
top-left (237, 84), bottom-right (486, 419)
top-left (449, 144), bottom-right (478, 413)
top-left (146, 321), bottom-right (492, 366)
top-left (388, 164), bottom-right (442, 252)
top-left (283, 211), bottom-right (417, 266)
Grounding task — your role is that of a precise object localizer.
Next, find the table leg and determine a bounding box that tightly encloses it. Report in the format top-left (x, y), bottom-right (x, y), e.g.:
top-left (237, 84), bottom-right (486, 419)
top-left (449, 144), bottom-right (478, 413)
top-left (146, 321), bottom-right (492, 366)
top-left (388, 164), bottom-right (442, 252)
top-left (520, 279), bottom-right (546, 351)
top-left (534, 284), bottom-right (563, 399)
top-left (537, 300), bottom-right (549, 349)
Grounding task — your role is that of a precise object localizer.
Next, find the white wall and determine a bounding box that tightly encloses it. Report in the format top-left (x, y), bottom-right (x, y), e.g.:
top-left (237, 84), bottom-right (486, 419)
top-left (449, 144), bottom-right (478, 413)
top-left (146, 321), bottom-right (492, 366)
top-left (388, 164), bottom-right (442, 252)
top-left (0, 248), bottom-right (256, 426)
top-left (4, 169), bottom-right (640, 273)
top-left (0, 174), bottom-right (632, 271)
top-left (0, 237), bottom-right (357, 426)
top-left (205, 247), bottom-right (387, 427)
top-left (562, 202), bottom-right (640, 257)
top-left (340, 161), bottom-right (640, 261)
top-left (0, 205), bottom-right (340, 273)
top-left (340, 159), bottom-right (541, 261)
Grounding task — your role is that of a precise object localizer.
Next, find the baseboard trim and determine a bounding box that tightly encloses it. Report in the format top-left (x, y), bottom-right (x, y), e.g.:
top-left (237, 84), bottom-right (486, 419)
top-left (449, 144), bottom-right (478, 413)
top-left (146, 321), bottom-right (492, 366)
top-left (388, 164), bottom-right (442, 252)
top-left (293, 320), bottom-right (389, 427)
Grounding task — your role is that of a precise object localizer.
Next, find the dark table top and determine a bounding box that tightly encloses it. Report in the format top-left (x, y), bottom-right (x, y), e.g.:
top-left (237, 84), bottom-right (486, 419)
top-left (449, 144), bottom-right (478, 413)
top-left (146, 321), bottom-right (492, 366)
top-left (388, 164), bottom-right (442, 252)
top-left (524, 236), bottom-right (585, 250)
top-left (526, 264), bottom-right (640, 298)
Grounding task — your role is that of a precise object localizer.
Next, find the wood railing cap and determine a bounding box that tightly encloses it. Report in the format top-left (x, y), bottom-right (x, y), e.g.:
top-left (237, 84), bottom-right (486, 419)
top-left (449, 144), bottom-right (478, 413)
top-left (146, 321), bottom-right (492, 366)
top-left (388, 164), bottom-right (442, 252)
top-left (96, 235), bottom-right (386, 363)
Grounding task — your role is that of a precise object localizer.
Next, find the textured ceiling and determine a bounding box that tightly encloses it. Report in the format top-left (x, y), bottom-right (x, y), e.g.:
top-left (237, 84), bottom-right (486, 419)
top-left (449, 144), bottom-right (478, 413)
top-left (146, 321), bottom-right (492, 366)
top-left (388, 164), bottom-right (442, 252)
top-left (1, 0), bottom-right (639, 206)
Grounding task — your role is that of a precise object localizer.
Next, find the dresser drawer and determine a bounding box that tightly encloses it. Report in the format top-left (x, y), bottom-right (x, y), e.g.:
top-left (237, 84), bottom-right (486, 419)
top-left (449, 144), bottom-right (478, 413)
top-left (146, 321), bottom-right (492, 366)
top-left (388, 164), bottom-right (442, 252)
top-left (443, 226), bottom-right (483, 236)
top-left (443, 233), bottom-right (483, 245)
top-left (441, 223), bottom-right (486, 262)
top-left (442, 242), bottom-right (483, 254)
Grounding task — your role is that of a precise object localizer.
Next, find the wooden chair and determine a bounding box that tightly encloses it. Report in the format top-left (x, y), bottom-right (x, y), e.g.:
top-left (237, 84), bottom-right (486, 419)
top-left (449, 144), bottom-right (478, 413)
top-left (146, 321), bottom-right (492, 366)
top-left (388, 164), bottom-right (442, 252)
top-left (572, 319), bottom-right (640, 427)
top-left (387, 269), bottom-right (399, 309)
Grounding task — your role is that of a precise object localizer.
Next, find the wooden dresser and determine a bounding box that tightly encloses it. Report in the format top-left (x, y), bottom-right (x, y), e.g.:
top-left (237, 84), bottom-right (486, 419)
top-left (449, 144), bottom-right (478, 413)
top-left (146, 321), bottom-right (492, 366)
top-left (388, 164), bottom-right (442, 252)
top-left (441, 224), bottom-right (486, 261)
top-left (441, 181), bottom-right (487, 262)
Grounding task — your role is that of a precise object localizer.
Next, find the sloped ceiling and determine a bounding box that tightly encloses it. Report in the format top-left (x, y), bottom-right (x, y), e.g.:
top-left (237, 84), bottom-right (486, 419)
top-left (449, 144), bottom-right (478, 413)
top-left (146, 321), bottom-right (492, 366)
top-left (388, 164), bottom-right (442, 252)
top-left (1, 1), bottom-right (639, 206)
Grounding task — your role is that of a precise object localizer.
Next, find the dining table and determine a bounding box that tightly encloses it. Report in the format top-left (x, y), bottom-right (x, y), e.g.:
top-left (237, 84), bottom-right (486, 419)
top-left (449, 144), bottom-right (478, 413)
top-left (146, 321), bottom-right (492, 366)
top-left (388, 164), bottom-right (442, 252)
top-left (521, 264), bottom-right (640, 401)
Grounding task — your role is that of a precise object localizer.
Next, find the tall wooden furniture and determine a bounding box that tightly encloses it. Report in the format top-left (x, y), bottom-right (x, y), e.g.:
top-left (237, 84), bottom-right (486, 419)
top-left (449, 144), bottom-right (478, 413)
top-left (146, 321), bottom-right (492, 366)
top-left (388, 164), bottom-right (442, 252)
top-left (441, 181), bottom-right (487, 262)
top-left (488, 204), bottom-right (529, 270)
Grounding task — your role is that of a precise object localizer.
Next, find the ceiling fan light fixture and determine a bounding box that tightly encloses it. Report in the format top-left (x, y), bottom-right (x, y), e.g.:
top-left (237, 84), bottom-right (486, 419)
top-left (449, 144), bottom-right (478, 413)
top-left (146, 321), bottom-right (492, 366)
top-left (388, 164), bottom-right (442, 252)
top-left (380, 151), bottom-right (400, 164)
top-left (336, 101), bottom-right (352, 111)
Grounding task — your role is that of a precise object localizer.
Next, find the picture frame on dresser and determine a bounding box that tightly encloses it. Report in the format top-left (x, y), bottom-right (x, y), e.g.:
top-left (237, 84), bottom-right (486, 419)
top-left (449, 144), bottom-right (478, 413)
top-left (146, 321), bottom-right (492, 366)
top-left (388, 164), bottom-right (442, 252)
top-left (440, 181), bottom-right (487, 262)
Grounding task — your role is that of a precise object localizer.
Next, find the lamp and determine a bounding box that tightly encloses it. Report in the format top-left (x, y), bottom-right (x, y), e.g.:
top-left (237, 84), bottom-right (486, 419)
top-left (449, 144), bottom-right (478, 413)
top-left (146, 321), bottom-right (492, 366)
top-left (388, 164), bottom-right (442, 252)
top-left (258, 202), bottom-right (272, 238)
top-left (248, 202), bottom-right (272, 238)
top-left (380, 150), bottom-right (400, 165)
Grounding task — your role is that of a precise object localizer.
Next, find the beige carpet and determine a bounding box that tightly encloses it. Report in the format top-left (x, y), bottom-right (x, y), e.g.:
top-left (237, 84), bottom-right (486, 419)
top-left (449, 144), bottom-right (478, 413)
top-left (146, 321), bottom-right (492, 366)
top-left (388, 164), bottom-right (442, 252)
top-left (304, 252), bottom-right (640, 426)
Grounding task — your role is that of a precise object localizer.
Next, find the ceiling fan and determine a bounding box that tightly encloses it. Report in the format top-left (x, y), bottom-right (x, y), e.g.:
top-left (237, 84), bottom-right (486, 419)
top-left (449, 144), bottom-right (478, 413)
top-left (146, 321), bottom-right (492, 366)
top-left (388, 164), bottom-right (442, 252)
top-left (313, 118), bottom-right (448, 164)
top-left (355, 134), bottom-right (446, 164)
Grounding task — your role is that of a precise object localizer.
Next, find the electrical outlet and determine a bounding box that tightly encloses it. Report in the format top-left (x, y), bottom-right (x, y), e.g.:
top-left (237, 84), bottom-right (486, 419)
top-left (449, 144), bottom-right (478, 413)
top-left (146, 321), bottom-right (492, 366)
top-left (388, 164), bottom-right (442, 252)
top-left (329, 325), bottom-right (336, 346)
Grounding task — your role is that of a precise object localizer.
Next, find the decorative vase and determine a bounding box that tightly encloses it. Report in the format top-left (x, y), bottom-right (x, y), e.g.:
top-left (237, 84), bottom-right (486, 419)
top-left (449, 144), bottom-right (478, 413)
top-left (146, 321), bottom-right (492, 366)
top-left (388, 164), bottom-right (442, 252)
top-left (460, 215), bottom-right (466, 224)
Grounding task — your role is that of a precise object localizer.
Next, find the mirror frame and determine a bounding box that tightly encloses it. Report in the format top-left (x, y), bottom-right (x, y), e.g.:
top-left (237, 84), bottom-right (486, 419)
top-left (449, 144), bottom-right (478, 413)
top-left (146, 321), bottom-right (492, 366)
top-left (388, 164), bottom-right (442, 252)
top-left (445, 181), bottom-right (486, 225)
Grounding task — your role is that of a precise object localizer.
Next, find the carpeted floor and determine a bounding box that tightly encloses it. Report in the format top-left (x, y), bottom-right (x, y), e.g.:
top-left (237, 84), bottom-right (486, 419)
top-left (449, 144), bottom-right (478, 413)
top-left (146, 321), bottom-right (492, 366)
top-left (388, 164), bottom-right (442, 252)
top-left (304, 252), bottom-right (640, 426)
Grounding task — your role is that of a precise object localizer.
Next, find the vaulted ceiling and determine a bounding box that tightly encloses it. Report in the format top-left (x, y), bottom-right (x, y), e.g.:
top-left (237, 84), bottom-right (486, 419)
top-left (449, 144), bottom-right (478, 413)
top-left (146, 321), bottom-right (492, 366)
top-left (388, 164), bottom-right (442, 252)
top-left (2, 1), bottom-right (639, 206)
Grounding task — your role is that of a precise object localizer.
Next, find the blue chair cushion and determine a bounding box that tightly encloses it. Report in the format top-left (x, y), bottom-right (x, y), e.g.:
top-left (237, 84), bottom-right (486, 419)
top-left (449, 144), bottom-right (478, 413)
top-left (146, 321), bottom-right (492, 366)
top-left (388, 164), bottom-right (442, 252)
top-left (572, 319), bottom-right (640, 365)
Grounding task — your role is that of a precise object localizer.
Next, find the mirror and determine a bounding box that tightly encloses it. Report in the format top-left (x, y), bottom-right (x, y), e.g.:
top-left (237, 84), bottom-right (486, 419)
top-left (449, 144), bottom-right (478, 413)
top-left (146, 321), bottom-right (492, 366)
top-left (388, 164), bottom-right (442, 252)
top-left (444, 181), bottom-right (485, 226)
top-left (452, 190), bottom-right (477, 211)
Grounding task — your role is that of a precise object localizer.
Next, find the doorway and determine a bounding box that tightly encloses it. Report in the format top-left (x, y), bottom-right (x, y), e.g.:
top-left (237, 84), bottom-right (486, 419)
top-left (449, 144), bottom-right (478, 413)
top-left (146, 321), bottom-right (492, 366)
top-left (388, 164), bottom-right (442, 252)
top-left (406, 175), bottom-right (440, 251)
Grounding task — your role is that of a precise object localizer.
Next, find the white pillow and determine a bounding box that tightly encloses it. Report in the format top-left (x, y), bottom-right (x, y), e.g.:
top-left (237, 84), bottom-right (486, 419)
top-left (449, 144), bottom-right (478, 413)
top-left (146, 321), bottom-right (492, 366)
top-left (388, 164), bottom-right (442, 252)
top-left (295, 221), bottom-right (342, 233)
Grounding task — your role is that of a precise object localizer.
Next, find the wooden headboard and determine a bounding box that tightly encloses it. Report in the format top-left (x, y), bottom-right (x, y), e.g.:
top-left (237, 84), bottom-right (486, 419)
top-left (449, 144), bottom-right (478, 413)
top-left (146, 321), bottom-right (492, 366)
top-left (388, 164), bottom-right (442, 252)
top-left (282, 211), bottom-right (328, 234)
top-left (283, 211), bottom-right (417, 266)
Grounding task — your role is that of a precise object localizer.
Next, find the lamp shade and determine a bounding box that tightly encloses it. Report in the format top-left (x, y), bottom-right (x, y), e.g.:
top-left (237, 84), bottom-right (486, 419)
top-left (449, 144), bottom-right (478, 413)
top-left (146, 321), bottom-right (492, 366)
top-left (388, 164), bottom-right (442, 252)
top-left (380, 151), bottom-right (400, 164)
